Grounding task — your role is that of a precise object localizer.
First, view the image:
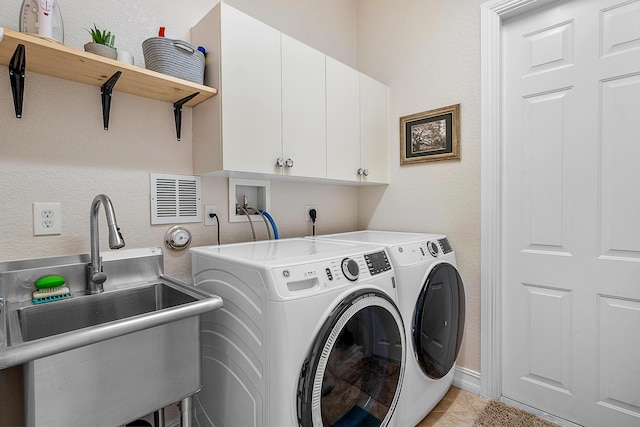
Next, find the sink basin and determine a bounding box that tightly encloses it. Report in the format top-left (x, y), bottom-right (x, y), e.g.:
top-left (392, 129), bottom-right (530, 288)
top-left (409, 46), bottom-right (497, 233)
top-left (4, 277), bottom-right (222, 356)
top-left (18, 283), bottom-right (197, 342)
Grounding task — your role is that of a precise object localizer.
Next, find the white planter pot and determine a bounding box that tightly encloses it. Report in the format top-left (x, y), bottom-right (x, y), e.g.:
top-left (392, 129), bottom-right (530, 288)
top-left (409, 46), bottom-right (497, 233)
top-left (84, 42), bottom-right (117, 60)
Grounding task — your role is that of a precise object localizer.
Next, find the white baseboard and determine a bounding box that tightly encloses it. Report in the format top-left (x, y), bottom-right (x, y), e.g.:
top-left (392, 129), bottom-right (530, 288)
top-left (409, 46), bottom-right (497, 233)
top-left (453, 365), bottom-right (482, 396)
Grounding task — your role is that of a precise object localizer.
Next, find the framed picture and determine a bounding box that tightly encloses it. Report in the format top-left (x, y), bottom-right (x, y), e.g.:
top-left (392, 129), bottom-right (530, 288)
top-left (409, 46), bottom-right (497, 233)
top-left (400, 104), bottom-right (460, 164)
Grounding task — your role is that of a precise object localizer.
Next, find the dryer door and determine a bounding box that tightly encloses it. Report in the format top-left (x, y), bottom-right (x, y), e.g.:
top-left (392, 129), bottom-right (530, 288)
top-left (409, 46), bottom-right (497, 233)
top-left (413, 262), bottom-right (465, 379)
top-left (297, 290), bottom-right (405, 427)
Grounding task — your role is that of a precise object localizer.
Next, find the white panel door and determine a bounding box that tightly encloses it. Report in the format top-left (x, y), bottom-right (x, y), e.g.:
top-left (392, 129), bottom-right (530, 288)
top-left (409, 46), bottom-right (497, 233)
top-left (326, 57), bottom-right (360, 182)
top-left (220, 4), bottom-right (282, 174)
top-left (502, 0), bottom-right (640, 426)
top-left (360, 74), bottom-right (389, 184)
top-left (281, 34), bottom-right (327, 179)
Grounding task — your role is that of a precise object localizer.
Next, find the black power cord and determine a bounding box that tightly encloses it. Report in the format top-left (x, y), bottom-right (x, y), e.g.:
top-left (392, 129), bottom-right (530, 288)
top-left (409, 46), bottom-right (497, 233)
top-left (209, 213), bottom-right (220, 245)
top-left (309, 208), bottom-right (317, 236)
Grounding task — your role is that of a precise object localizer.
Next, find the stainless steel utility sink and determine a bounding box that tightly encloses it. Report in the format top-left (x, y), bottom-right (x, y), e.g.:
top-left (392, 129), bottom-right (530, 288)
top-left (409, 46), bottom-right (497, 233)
top-left (0, 248), bottom-right (223, 427)
top-left (3, 278), bottom-right (223, 427)
top-left (18, 282), bottom-right (197, 342)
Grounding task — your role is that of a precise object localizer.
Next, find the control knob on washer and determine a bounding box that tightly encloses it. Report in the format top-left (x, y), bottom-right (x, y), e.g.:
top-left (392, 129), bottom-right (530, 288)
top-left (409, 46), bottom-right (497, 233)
top-left (341, 258), bottom-right (359, 281)
top-left (427, 241), bottom-right (440, 257)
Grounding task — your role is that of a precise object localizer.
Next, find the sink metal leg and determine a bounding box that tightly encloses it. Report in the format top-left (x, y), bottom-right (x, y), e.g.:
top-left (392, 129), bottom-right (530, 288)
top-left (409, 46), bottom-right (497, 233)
top-left (153, 408), bottom-right (165, 427)
top-left (179, 396), bottom-right (193, 427)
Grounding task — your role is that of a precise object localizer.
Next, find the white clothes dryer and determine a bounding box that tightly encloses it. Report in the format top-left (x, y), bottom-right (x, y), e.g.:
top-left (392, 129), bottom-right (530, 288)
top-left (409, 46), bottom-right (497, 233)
top-left (310, 231), bottom-right (466, 427)
top-left (190, 238), bottom-right (406, 427)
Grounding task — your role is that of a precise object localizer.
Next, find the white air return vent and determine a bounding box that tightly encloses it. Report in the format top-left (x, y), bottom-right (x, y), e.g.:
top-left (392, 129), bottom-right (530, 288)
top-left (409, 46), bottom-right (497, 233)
top-left (150, 173), bottom-right (202, 224)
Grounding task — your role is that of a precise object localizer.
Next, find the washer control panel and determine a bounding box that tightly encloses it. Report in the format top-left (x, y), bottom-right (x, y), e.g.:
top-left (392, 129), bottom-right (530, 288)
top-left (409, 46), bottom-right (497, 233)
top-left (272, 250), bottom-right (394, 299)
top-left (364, 251), bottom-right (392, 275)
top-left (438, 237), bottom-right (453, 254)
top-left (338, 250), bottom-right (391, 281)
top-left (391, 237), bottom-right (454, 266)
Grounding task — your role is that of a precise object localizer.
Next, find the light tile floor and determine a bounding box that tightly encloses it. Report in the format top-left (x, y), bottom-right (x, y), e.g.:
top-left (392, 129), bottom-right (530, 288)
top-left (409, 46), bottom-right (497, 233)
top-left (132, 386), bottom-right (488, 427)
top-left (415, 386), bottom-right (490, 427)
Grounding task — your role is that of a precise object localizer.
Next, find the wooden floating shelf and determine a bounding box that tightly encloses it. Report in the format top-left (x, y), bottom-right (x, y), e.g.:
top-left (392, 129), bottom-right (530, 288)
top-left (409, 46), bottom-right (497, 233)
top-left (0, 28), bottom-right (217, 107)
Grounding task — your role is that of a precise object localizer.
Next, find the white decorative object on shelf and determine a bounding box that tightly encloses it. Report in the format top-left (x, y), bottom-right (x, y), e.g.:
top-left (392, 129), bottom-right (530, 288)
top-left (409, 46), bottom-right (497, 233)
top-left (19, 0), bottom-right (65, 43)
top-left (117, 50), bottom-right (134, 65)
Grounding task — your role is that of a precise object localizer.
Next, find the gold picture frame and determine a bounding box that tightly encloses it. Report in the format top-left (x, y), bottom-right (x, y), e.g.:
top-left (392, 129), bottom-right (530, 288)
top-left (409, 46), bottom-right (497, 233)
top-left (400, 104), bottom-right (460, 164)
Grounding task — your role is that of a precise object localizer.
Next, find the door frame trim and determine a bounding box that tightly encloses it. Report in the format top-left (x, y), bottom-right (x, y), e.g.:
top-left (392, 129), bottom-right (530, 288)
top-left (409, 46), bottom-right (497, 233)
top-left (480, 0), bottom-right (563, 399)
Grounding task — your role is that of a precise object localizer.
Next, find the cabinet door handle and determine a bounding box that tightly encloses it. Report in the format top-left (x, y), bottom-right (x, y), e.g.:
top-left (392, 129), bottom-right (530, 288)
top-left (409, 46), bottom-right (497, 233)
top-left (276, 157), bottom-right (285, 168)
top-left (357, 168), bottom-right (369, 177)
top-left (285, 158), bottom-right (294, 168)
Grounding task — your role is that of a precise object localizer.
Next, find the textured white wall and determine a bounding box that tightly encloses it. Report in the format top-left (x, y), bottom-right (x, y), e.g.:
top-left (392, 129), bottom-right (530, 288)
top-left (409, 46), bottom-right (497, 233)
top-left (0, 0), bottom-right (358, 286)
top-left (356, 0), bottom-right (483, 372)
top-left (225, 0), bottom-right (358, 67)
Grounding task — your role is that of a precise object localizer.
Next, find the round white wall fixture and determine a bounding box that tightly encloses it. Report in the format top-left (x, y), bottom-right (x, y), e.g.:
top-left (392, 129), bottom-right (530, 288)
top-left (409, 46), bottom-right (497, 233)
top-left (164, 225), bottom-right (192, 250)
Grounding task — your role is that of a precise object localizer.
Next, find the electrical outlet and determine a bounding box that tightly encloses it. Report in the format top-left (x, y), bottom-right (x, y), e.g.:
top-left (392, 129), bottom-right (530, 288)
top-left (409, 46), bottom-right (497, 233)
top-left (305, 206), bottom-right (318, 222)
top-left (33, 202), bottom-right (61, 235)
top-left (204, 204), bottom-right (218, 226)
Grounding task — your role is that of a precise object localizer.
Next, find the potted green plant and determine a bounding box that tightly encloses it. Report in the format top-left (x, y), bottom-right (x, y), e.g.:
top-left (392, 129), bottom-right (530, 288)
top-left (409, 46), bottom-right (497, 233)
top-left (84, 24), bottom-right (117, 59)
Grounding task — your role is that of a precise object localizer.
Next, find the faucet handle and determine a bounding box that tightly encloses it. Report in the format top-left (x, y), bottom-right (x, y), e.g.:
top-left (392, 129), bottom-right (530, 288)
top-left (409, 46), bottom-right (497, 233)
top-left (93, 271), bottom-right (107, 282)
top-left (90, 271), bottom-right (107, 285)
top-left (87, 266), bottom-right (107, 294)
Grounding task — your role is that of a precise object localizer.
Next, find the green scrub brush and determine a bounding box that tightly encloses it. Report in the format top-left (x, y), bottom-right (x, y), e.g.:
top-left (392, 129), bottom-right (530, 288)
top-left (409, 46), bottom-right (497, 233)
top-left (32, 275), bottom-right (72, 304)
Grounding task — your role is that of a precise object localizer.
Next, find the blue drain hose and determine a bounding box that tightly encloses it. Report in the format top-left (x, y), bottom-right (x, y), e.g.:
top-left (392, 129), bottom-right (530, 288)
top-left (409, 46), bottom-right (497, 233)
top-left (258, 210), bottom-right (278, 239)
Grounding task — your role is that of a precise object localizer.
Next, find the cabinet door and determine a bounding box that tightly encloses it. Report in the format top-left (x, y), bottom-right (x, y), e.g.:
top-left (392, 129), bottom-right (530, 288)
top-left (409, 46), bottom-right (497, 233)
top-left (281, 34), bottom-right (327, 179)
top-left (360, 74), bottom-right (389, 183)
top-left (326, 57), bottom-right (360, 182)
top-left (220, 4), bottom-right (282, 174)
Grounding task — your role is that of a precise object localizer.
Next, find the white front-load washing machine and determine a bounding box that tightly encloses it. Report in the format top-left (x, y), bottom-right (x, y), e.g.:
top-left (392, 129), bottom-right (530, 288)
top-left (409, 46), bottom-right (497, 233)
top-left (190, 238), bottom-right (406, 427)
top-left (310, 231), bottom-right (466, 427)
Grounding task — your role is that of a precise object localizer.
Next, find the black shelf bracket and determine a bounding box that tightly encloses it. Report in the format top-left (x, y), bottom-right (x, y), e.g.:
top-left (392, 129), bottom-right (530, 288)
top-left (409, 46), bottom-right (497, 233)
top-left (9, 44), bottom-right (26, 119)
top-left (173, 92), bottom-right (199, 141)
top-left (101, 71), bottom-right (122, 130)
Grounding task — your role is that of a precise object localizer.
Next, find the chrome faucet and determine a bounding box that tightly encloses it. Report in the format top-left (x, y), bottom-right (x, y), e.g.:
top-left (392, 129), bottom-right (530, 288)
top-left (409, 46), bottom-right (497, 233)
top-left (87, 194), bottom-right (125, 294)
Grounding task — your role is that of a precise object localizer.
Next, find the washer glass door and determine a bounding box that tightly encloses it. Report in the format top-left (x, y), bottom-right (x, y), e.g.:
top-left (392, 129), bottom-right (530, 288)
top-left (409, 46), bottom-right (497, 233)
top-left (297, 290), bottom-right (405, 427)
top-left (413, 262), bottom-right (465, 379)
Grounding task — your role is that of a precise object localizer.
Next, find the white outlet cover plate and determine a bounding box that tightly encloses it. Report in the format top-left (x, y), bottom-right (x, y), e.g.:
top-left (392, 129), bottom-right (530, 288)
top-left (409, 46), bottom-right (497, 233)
top-left (305, 206), bottom-right (318, 222)
top-left (204, 204), bottom-right (218, 226)
top-left (33, 202), bottom-right (61, 235)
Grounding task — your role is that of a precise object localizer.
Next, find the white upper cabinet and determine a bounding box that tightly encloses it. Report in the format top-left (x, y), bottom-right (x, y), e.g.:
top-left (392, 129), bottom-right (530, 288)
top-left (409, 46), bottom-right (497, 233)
top-left (220, 5), bottom-right (282, 175)
top-left (360, 74), bottom-right (389, 183)
top-left (191, 3), bottom-right (388, 184)
top-left (192, 3), bottom-right (282, 175)
top-left (281, 34), bottom-right (327, 179)
top-left (326, 59), bottom-right (389, 184)
top-left (326, 57), bottom-right (361, 182)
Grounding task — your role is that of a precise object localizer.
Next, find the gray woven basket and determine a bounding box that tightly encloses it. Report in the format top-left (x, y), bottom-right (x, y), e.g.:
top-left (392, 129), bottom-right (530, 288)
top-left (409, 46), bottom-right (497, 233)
top-left (142, 37), bottom-right (205, 84)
